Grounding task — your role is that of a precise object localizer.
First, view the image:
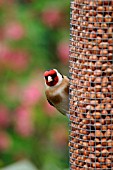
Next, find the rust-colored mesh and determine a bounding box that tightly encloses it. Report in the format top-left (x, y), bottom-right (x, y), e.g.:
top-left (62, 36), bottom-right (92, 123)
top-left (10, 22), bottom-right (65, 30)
top-left (69, 0), bottom-right (113, 169)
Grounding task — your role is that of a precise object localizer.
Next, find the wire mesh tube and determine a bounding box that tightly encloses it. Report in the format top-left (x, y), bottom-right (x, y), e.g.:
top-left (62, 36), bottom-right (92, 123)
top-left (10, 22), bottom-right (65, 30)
top-left (69, 0), bottom-right (113, 169)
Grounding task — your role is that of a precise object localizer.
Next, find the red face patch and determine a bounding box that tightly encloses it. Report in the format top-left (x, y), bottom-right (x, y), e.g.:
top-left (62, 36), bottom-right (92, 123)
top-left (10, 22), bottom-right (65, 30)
top-left (44, 69), bottom-right (56, 77)
top-left (44, 69), bottom-right (58, 86)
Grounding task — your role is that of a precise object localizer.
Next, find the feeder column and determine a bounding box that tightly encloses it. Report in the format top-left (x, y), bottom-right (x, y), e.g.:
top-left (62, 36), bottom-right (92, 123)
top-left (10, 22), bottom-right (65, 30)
top-left (69, 0), bottom-right (113, 169)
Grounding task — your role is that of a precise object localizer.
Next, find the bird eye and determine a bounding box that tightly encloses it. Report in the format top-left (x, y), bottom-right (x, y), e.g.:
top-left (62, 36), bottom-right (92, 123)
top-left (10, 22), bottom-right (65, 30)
top-left (52, 73), bottom-right (57, 78)
top-left (45, 76), bottom-right (48, 80)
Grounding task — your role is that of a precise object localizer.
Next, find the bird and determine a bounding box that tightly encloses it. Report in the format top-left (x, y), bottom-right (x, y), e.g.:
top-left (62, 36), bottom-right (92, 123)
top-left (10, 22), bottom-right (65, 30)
top-left (44, 69), bottom-right (69, 117)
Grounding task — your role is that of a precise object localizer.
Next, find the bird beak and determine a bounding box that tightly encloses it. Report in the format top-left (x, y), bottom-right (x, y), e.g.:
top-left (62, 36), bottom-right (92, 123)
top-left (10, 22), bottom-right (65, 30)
top-left (48, 76), bottom-right (53, 82)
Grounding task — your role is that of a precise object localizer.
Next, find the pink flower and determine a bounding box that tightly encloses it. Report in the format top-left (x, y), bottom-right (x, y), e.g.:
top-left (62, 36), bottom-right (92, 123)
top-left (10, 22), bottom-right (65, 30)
top-left (9, 51), bottom-right (29, 71)
top-left (0, 105), bottom-right (10, 128)
top-left (15, 106), bottom-right (34, 137)
top-left (43, 101), bottom-right (56, 117)
top-left (0, 46), bottom-right (29, 71)
top-left (41, 8), bottom-right (61, 28)
top-left (0, 132), bottom-right (11, 151)
top-left (3, 50), bottom-right (29, 71)
top-left (57, 41), bottom-right (69, 64)
top-left (22, 80), bottom-right (42, 106)
top-left (5, 22), bottom-right (25, 40)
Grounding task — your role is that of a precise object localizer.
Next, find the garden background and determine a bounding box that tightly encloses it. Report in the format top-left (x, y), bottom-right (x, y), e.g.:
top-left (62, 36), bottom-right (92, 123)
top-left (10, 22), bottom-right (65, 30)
top-left (0, 0), bottom-right (70, 169)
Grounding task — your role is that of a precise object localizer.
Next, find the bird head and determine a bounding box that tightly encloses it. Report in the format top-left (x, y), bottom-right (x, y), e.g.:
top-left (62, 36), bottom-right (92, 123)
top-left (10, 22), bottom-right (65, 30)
top-left (44, 69), bottom-right (63, 87)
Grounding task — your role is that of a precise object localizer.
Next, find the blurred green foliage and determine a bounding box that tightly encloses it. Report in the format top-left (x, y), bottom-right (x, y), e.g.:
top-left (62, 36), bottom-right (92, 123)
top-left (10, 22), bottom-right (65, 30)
top-left (0, 0), bottom-right (70, 169)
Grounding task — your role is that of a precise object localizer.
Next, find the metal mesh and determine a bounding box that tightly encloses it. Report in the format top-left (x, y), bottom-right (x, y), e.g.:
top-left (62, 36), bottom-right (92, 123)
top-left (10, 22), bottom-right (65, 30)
top-left (69, 0), bottom-right (113, 169)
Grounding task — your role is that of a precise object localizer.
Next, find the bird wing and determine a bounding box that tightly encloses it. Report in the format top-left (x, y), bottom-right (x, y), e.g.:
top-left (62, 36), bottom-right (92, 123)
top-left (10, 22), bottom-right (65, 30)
top-left (47, 98), bottom-right (54, 107)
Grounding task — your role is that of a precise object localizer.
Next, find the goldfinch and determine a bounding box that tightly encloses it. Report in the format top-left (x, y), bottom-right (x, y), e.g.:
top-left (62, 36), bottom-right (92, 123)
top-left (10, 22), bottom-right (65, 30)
top-left (44, 69), bottom-right (69, 117)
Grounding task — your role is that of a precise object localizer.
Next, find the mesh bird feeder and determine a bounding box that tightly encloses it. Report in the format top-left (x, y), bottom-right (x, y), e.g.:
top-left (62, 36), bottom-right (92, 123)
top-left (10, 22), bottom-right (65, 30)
top-left (69, 0), bottom-right (113, 169)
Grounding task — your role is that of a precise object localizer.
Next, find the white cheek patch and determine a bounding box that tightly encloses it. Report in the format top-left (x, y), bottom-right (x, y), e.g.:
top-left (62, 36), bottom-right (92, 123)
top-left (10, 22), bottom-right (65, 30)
top-left (48, 76), bottom-right (53, 82)
top-left (55, 71), bottom-right (63, 86)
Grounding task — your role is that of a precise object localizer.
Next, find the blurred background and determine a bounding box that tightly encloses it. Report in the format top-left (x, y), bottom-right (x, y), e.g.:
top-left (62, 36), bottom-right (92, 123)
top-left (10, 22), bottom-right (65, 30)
top-left (0, 0), bottom-right (70, 169)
